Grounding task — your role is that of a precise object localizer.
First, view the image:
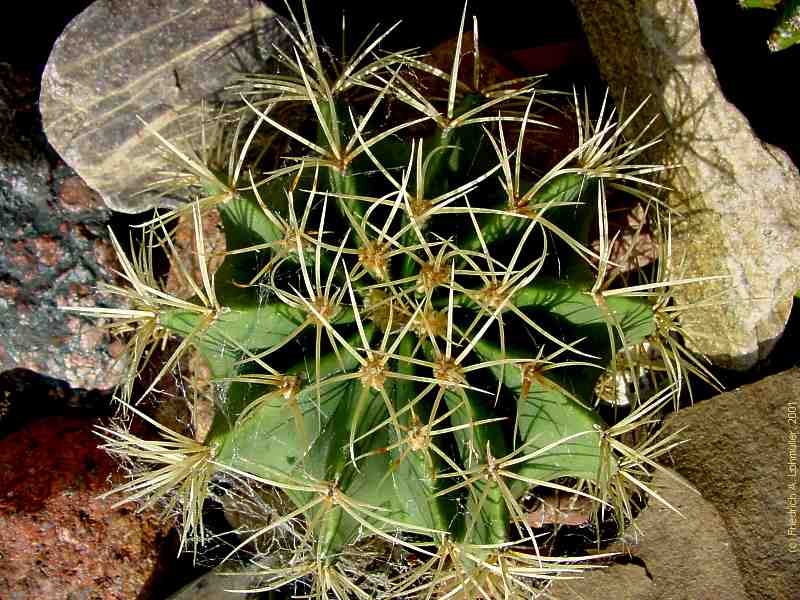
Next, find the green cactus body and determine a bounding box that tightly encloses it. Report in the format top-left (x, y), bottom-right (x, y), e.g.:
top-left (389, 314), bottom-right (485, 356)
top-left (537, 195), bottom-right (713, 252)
top-left (740, 0), bottom-right (800, 51)
top-left (70, 4), bottom-right (718, 597)
top-left (153, 87), bottom-right (650, 567)
top-left (769, 0), bottom-right (800, 51)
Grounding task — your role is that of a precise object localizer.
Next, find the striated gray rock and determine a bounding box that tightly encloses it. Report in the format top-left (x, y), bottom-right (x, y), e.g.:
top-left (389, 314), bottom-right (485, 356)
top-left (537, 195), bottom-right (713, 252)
top-left (549, 470), bottom-right (748, 600)
top-left (575, 0), bottom-right (800, 370)
top-left (40, 0), bottom-right (284, 213)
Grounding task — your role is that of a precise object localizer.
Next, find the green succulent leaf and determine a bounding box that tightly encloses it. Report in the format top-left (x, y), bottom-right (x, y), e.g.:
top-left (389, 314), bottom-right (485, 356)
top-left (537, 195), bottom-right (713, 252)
top-left (770, 0), bottom-right (800, 51)
top-left (461, 172), bottom-right (590, 251)
top-left (219, 188), bottom-right (285, 253)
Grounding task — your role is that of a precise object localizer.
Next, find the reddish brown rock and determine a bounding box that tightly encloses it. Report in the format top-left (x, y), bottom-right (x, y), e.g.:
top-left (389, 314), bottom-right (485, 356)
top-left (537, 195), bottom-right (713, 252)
top-left (164, 208), bottom-right (226, 300)
top-left (509, 39), bottom-right (593, 75)
top-left (0, 416), bottom-right (174, 598)
top-left (57, 175), bottom-right (106, 213)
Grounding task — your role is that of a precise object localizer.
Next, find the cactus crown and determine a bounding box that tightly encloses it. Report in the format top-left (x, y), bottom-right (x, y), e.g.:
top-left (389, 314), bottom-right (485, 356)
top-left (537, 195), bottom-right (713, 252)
top-left (67, 2), bottom-right (720, 598)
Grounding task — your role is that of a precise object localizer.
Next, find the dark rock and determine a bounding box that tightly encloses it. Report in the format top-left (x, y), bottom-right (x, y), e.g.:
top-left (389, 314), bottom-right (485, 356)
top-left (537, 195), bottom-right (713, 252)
top-left (574, 0), bottom-right (800, 370)
top-left (0, 368), bottom-right (115, 437)
top-left (40, 0), bottom-right (286, 213)
top-left (0, 63), bottom-right (126, 391)
top-left (0, 415), bottom-right (174, 599)
top-left (659, 368), bottom-right (800, 599)
top-left (57, 174), bottom-right (108, 214)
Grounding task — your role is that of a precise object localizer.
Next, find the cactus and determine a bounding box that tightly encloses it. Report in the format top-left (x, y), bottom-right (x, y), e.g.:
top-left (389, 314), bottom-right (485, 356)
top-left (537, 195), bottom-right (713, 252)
top-left (739, 0), bottom-right (800, 51)
top-left (66, 2), bottom-right (719, 598)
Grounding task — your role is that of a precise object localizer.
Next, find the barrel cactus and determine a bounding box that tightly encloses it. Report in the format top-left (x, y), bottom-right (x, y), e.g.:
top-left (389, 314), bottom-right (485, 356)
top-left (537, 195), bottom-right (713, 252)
top-left (66, 3), bottom-right (716, 598)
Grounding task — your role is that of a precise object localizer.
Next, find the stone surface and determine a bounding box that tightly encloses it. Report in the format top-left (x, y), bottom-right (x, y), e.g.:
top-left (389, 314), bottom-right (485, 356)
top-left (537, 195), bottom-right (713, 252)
top-left (164, 207), bottom-right (226, 299)
top-left (40, 0), bottom-right (285, 213)
top-left (552, 370), bottom-right (800, 599)
top-left (1, 62), bottom-right (126, 390)
top-left (549, 470), bottom-right (748, 600)
top-left (658, 368), bottom-right (800, 599)
top-left (575, 0), bottom-right (800, 370)
top-left (0, 415), bottom-right (175, 599)
top-left (165, 563), bottom-right (262, 600)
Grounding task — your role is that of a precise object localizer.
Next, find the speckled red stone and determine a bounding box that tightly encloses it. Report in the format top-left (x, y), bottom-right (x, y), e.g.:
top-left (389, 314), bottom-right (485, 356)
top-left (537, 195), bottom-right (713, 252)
top-left (0, 416), bottom-right (171, 599)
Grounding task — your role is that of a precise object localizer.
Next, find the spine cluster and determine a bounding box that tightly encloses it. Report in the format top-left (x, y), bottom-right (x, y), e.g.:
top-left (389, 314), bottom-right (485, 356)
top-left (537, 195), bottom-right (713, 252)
top-left (66, 3), bottom-right (718, 598)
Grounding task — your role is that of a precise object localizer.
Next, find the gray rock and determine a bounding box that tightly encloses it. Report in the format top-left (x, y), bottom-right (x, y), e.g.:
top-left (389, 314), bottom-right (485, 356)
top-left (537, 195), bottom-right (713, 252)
top-left (658, 368), bottom-right (800, 599)
top-left (1, 62), bottom-right (125, 391)
top-left (549, 470), bottom-right (748, 600)
top-left (575, 0), bottom-right (800, 370)
top-left (40, 0), bottom-right (284, 213)
top-left (166, 563), bottom-right (263, 600)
